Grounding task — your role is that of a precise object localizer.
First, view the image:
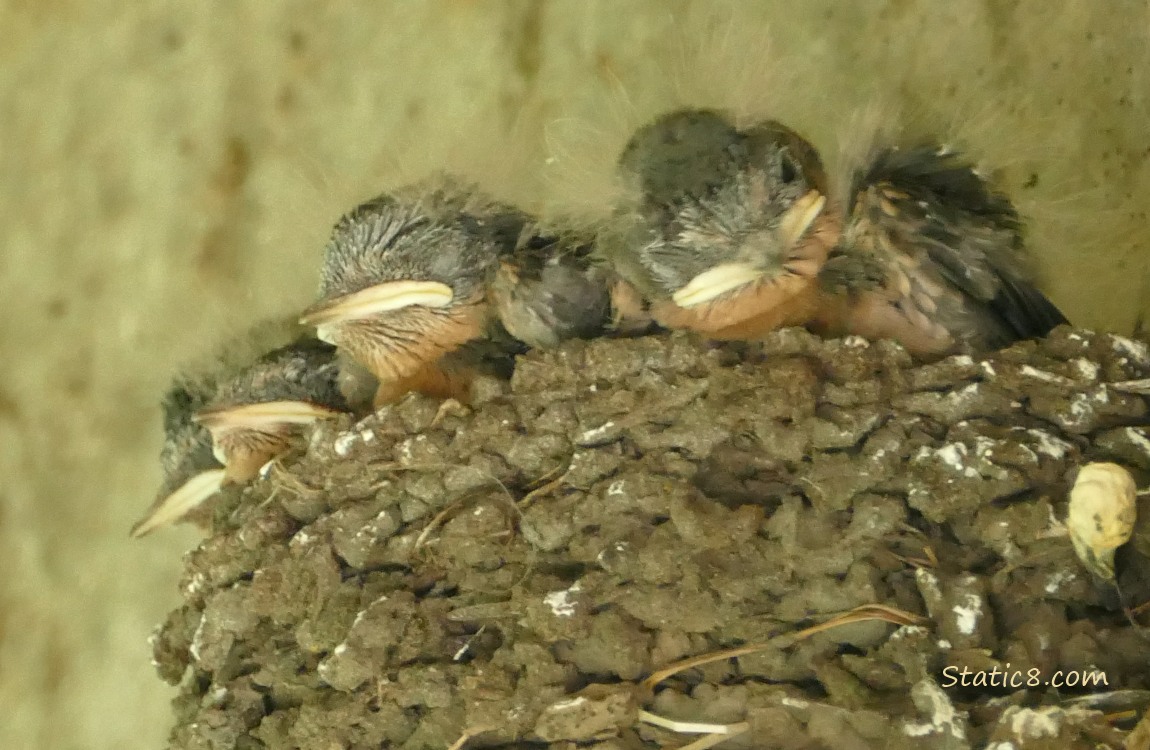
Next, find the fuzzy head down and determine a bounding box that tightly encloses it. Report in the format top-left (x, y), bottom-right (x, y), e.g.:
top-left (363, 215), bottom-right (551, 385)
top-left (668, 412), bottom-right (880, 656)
top-left (318, 182), bottom-right (526, 305)
top-left (610, 108), bottom-right (827, 298)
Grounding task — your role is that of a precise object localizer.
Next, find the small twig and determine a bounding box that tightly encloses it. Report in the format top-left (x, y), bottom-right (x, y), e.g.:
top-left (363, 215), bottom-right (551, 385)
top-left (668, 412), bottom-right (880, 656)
top-left (413, 500), bottom-right (467, 551)
top-left (445, 724), bottom-right (495, 750)
top-left (890, 552), bottom-right (933, 569)
top-left (527, 462), bottom-right (567, 489)
top-left (373, 462), bottom-right (524, 518)
top-left (430, 398), bottom-right (468, 429)
top-left (1129, 599), bottom-right (1150, 617)
top-left (1103, 709), bottom-right (1138, 724)
top-left (641, 603), bottom-right (925, 691)
top-left (1109, 378), bottom-right (1150, 394)
top-left (1115, 583), bottom-right (1150, 640)
top-left (519, 474), bottom-right (567, 508)
top-left (452, 625), bottom-right (487, 662)
top-left (676, 723), bottom-right (750, 750)
top-left (255, 486), bottom-right (281, 511)
top-left (637, 710), bottom-right (742, 735)
top-left (897, 522), bottom-right (930, 539)
top-left (642, 643), bottom-right (776, 692)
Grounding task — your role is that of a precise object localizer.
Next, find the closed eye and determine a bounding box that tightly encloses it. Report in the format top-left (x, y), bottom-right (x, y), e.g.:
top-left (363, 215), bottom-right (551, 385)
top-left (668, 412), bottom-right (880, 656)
top-left (779, 153), bottom-right (798, 184)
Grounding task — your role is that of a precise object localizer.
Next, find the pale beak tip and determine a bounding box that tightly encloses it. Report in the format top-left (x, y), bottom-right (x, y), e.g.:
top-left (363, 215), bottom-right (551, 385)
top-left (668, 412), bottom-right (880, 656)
top-left (130, 468), bottom-right (228, 539)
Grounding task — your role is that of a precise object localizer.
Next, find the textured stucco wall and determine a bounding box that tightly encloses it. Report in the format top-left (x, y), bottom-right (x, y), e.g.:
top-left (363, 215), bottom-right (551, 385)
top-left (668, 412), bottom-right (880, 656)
top-left (2, 2), bottom-right (1148, 748)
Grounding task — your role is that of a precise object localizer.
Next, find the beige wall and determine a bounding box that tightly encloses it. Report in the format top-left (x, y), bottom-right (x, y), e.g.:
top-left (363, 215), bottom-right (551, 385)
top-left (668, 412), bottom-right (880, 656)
top-left (2, 2), bottom-right (1148, 748)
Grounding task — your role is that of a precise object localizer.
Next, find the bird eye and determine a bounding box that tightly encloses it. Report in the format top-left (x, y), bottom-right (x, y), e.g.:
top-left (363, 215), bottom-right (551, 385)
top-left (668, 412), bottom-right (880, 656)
top-left (778, 153), bottom-right (799, 184)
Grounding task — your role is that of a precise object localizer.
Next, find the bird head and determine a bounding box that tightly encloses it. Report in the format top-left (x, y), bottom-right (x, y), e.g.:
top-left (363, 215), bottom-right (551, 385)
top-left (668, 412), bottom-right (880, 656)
top-left (300, 183), bottom-right (518, 382)
top-left (614, 109), bottom-right (831, 309)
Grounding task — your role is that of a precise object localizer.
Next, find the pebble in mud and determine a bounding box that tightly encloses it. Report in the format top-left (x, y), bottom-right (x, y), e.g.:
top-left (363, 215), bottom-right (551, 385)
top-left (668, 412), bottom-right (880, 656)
top-left (150, 328), bottom-right (1150, 750)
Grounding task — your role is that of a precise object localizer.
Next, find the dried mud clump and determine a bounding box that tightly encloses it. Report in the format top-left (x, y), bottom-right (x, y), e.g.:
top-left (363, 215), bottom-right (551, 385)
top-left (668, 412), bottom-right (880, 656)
top-left (152, 327), bottom-right (1150, 750)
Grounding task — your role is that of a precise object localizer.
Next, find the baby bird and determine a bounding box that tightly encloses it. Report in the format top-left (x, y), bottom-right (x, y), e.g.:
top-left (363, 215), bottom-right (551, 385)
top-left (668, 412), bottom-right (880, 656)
top-left (604, 107), bottom-right (1068, 355)
top-left (300, 178), bottom-right (613, 407)
top-left (602, 108), bottom-right (838, 340)
top-left (815, 143), bottom-right (1069, 354)
top-left (488, 228), bottom-right (613, 349)
top-left (131, 376), bottom-right (227, 538)
top-left (131, 329), bottom-right (349, 537)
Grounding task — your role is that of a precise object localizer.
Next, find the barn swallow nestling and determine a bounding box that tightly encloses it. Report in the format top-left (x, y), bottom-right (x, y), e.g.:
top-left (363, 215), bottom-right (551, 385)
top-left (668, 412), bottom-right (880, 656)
top-left (601, 108), bottom-right (840, 340)
top-left (603, 107), bottom-right (1068, 355)
top-left (130, 334), bottom-right (349, 538)
top-left (488, 229), bottom-right (614, 349)
top-left (300, 178), bottom-right (615, 407)
top-left (130, 377), bottom-right (225, 538)
top-left (814, 143), bottom-right (1069, 355)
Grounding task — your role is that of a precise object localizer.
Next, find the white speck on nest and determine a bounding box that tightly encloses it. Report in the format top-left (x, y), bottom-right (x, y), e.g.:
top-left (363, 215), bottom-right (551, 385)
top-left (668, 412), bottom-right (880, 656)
top-left (1071, 358), bottom-right (1100, 381)
top-left (1069, 392), bottom-right (1094, 420)
top-left (781, 697), bottom-right (810, 709)
top-left (917, 443), bottom-right (981, 478)
top-left (333, 431), bottom-right (357, 457)
top-left (980, 361), bottom-right (997, 377)
top-left (588, 383), bottom-right (597, 392)
top-left (596, 542), bottom-right (628, 566)
top-left (903, 680), bottom-right (966, 740)
top-left (947, 382), bottom-right (981, 403)
top-left (189, 614), bottom-right (207, 664)
top-left (951, 354), bottom-right (974, 366)
top-left (985, 742), bottom-right (1016, 750)
top-left (334, 643), bottom-right (348, 656)
top-left (544, 582), bottom-right (581, 617)
top-left (359, 429), bottom-right (375, 443)
top-left (952, 593), bottom-right (982, 635)
top-left (915, 568), bottom-right (942, 601)
top-left (1125, 427), bottom-right (1150, 457)
top-left (972, 436), bottom-right (999, 458)
top-left (1017, 444), bottom-right (1039, 464)
top-left (1044, 569), bottom-right (1077, 594)
top-left (548, 696), bottom-right (587, 712)
top-left (937, 639), bottom-right (952, 649)
top-left (1111, 335), bottom-right (1149, 365)
top-left (1003, 706), bottom-right (1067, 740)
top-left (843, 335), bottom-right (869, 348)
top-left (184, 572), bottom-right (206, 598)
top-left (258, 459), bottom-right (276, 479)
top-left (1020, 365), bottom-right (1073, 386)
top-left (936, 444), bottom-right (969, 470)
top-left (291, 530), bottom-right (313, 547)
top-left (607, 480), bottom-right (625, 496)
top-left (890, 625), bottom-right (928, 640)
top-left (579, 422), bottom-right (616, 442)
top-left (352, 596), bottom-right (388, 628)
top-left (209, 686), bottom-right (228, 703)
top-left (1024, 429), bottom-right (1072, 459)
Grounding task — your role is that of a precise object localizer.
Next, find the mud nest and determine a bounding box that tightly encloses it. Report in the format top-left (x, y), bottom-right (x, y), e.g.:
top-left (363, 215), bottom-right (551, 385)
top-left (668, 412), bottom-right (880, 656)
top-left (152, 327), bottom-right (1150, 750)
